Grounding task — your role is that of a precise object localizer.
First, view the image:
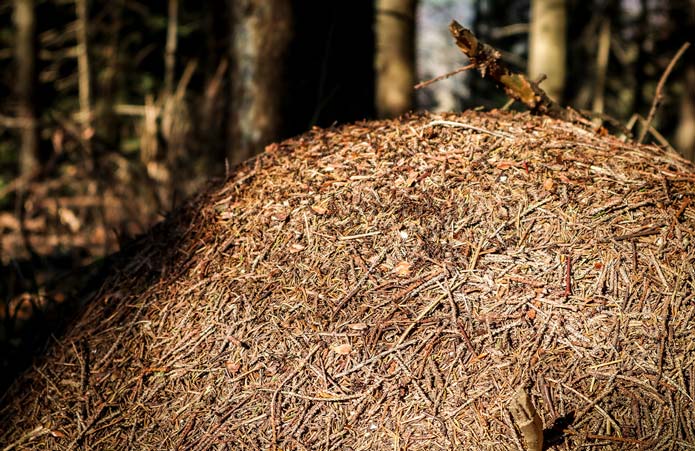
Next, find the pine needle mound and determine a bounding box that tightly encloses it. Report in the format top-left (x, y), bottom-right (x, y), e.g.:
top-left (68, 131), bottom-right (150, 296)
top-left (2, 111), bottom-right (695, 450)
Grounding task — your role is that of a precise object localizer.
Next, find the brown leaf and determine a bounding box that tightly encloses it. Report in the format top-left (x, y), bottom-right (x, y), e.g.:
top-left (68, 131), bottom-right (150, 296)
top-left (543, 178), bottom-right (554, 191)
top-left (311, 204), bottom-right (328, 215)
top-left (290, 243), bottom-right (306, 253)
top-left (347, 323), bottom-right (368, 331)
top-left (271, 211), bottom-right (288, 221)
top-left (331, 343), bottom-right (352, 355)
top-left (225, 361), bottom-right (241, 375)
top-left (393, 261), bottom-right (412, 277)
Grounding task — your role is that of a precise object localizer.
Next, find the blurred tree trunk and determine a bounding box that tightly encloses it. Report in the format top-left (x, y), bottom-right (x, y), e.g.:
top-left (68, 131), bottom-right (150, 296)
top-left (200, 0), bottom-right (228, 165)
top-left (75, 0), bottom-right (93, 163)
top-left (631, 0), bottom-right (649, 120)
top-left (164, 0), bottom-right (178, 98)
top-left (375, 0), bottom-right (416, 118)
top-left (591, 17), bottom-right (610, 123)
top-left (96, 0), bottom-right (123, 148)
top-left (228, 0), bottom-right (292, 165)
top-left (528, 0), bottom-right (566, 102)
top-left (284, 1), bottom-right (375, 134)
top-left (676, 62), bottom-right (695, 160)
top-left (13, 0), bottom-right (38, 178)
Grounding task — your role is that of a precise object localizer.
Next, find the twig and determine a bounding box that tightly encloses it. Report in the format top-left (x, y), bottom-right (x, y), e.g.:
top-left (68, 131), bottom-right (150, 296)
top-left (665, 197), bottom-right (691, 241)
top-left (563, 254), bottom-right (572, 297)
top-left (68, 402), bottom-right (108, 450)
top-left (331, 246), bottom-right (390, 318)
top-left (599, 226), bottom-right (661, 243)
top-left (456, 319), bottom-right (476, 356)
top-left (424, 120), bottom-right (514, 140)
top-left (639, 42), bottom-right (691, 143)
top-left (271, 344), bottom-right (322, 446)
top-left (626, 114), bottom-right (677, 152)
top-left (395, 295), bottom-right (443, 347)
top-left (414, 64), bottom-right (474, 90)
top-left (266, 389), bottom-right (366, 402)
top-left (333, 336), bottom-right (424, 379)
top-left (2, 426), bottom-right (52, 451)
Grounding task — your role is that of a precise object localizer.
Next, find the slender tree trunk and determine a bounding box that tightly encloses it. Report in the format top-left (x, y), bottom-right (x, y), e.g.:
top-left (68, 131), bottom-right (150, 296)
top-left (592, 18), bottom-right (610, 122)
top-left (631, 0), bottom-right (649, 117)
top-left (675, 52), bottom-right (695, 161)
top-left (671, 0), bottom-right (695, 160)
top-left (528, 0), bottom-right (566, 102)
top-left (75, 0), bottom-right (93, 161)
top-left (96, 0), bottom-right (123, 147)
top-left (228, 0), bottom-right (293, 165)
top-left (13, 0), bottom-right (38, 178)
top-left (375, 0), bottom-right (417, 118)
top-left (164, 0), bottom-right (178, 98)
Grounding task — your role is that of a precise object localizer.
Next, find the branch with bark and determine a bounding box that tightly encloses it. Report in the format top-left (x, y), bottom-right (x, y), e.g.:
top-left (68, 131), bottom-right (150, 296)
top-left (449, 20), bottom-right (582, 123)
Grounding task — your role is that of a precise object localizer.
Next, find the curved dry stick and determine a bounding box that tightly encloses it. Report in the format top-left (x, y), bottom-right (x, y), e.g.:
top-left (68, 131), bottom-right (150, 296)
top-left (639, 42), bottom-right (691, 143)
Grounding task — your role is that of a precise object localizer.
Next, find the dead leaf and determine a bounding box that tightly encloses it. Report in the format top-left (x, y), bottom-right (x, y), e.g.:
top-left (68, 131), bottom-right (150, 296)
top-left (543, 178), bottom-right (554, 191)
top-left (311, 204), bottom-right (328, 215)
top-left (347, 323), bottom-right (368, 331)
top-left (331, 343), bottom-right (352, 355)
top-left (271, 211), bottom-right (288, 221)
top-left (50, 429), bottom-right (66, 438)
top-left (393, 261), bottom-right (412, 277)
top-left (225, 361), bottom-right (241, 375)
top-left (290, 243), bottom-right (305, 253)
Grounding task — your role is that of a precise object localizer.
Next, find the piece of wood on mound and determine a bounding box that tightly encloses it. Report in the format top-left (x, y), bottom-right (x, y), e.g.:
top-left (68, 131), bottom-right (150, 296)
top-left (2, 110), bottom-right (695, 451)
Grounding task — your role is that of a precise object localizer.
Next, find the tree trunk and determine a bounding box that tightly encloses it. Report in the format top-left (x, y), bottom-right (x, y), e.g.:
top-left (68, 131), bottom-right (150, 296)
top-left (675, 58), bottom-right (695, 161)
top-left (228, 0), bottom-right (293, 165)
top-left (375, 0), bottom-right (417, 118)
top-left (96, 0), bottom-right (123, 148)
top-left (164, 0), bottom-right (178, 98)
top-left (13, 0), bottom-right (38, 178)
top-left (528, 0), bottom-right (566, 102)
top-left (671, 0), bottom-right (695, 160)
top-left (75, 0), bottom-right (93, 162)
top-left (591, 17), bottom-right (610, 123)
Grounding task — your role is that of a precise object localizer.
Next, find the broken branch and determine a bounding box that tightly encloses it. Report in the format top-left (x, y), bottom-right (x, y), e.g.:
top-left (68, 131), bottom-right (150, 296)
top-left (449, 20), bottom-right (576, 122)
top-left (638, 42), bottom-right (691, 143)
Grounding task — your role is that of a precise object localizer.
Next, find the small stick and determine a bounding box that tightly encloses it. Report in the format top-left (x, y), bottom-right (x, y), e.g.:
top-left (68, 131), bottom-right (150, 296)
top-left (456, 318), bottom-right (477, 356)
top-left (414, 64), bottom-right (475, 90)
top-left (600, 226), bottom-right (661, 243)
top-left (632, 241), bottom-right (638, 271)
top-left (639, 42), bottom-right (691, 143)
top-left (271, 344), bottom-right (322, 446)
top-left (331, 246), bottom-right (390, 318)
top-left (424, 120), bottom-right (515, 140)
top-left (667, 197), bottom-right (691, 238)
top-left (563, 254), bottom-right (572, 297)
